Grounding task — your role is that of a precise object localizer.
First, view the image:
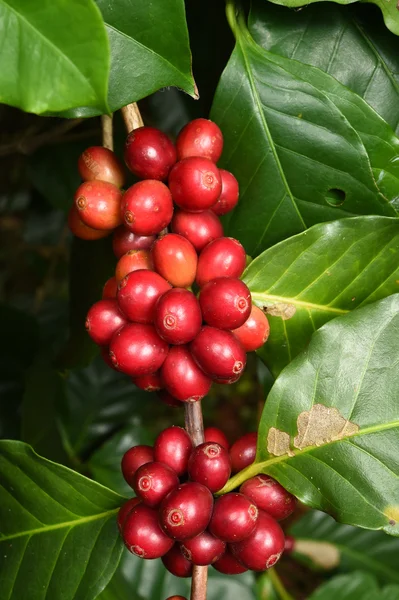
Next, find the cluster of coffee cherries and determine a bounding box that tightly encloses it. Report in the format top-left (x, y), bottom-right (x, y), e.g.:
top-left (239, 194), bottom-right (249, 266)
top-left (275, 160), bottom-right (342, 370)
top-left (72, 117), bottom-right (270, 401)
top-left (118, 426), bottom-right (296, 576)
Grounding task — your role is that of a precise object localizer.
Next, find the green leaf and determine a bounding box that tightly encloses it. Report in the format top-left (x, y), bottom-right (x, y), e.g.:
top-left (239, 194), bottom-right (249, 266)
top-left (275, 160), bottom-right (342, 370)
top-left (0, 441), bottom-right (124, 600)
top-left (290, 510), bottom-right (399, 583)
top-left (309, 572), bottom-right (399, 600)
top-left (243, 216), bottom-right (399, 375)
top-left (210, 3), bottom-right (397, 256)
top-left (221, 295), bottom-right (399, 534)
top-left (0, 0), bottom-right (110, 114)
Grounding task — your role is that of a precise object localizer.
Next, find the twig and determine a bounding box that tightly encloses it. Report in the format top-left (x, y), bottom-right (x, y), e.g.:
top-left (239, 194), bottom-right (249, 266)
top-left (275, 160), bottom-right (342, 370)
top-left (184, 402), bottom-right (208, 600)
top-left (268, 568), bottom-right (294, 600)
top-left (0, 118), bottom-right (84, 157)
top-left (101, 114), bottom-right (114, 150)
top-left (120, 102), bottom-right (144, 132)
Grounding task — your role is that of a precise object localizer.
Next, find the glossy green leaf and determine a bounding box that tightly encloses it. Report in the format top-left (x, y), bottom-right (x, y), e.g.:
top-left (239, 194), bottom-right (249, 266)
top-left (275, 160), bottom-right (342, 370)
top-left (309, 572), bottom-right (399, 600)
top-left (221, 295), bottom-right (399, 534)
top-left (243, 216), bottom-right (399, 375)
top-left (0, 441), bottom-right (124, 600)
top-left (0, 0), bottom-right (109, 114)
top-left (290, 510), bottom-right (399, 583)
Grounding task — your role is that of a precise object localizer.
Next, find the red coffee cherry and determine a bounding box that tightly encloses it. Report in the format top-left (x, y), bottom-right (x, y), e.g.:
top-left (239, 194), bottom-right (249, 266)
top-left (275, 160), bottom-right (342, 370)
top-left (113, 226), bottom-right (156, 258)
top-left (232, 305), bottom-right (270, 351)
top-left (212, 548), bottom-right (248, 574)
top-left (155, 288), bottom-right (202, 345)
top-left (181, 531), bottom-right (225, 566)
top-left (75, 181), bottom-right (123, 230)
top-left (196, 237), bottom-right (246, 287)
top-left (152, 234), bottom-right (198, 288)
top-left (188, 442), bottom-right (231, 493)
top-left (171, 209), bottom-right (223, 253)
top-left (124, 126), bottom-right (176, 180)
top-left (78, 146), bottom-right (125, 188)
top-left (121, 445), bottom-right (154, 486)
top-left (190, 326), bottom-right (247, 382)
top-left (85, 299), bottom-right (127, 346)
top-left (115, 249), bottom-right (153, 283)
top-left (133, 372), bottom-right (163, 392)
top-left (284, 535), bottom-right (296, 554)
top-left (121, 180), bottom-right (173, 236)
top-left (176, 118), bottom-right (223, 162)
top-left (199, 278), bottom-right (251, 330)
top-left (229, 432), bottom-right (257, 473)
top-left (101, 346), bottom-right (119, 371)
top-left (159, 482), bottom-right (214, 541)
top-left (133, 462), bottom-right (179, 508)
top-left (165, 597), bottom-right (188, 600)
top-left (240, 475), bottom-right (296, 521)
top-left (169, 157), bottom-right (222, 212)
top-left (209, 493), bottom-right (258, 543)
top-left (212, 170), bottom-right (239, 216)
top-left (154, 426), bottom-right (193, 477)
top-left (204, 427), bottom-right (229, 450)
top-left (158, 389), bottom-right (182, 408)
top-left (117, 270), bottom-right (171, 323)
top-left (162, 545), bottom-right (193, 578)
top-left (230, 510), bottom-right (285, 571)
top-left (161, 345), bottom-right (212, 403)
top-left (109, 323), bottom-right (169, 376)
top-left (102, 276), bottom-right (118, 299)
top-left (123, 503), bottom-right (174, 559)
top-left (118, 497), bottom-right (141, 531)
top-left (68, 205), bottom-right (112, 240)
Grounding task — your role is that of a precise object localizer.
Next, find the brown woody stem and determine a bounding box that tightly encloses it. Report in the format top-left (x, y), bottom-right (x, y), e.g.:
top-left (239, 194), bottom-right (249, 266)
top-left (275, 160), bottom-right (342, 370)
top-left (121, 102), bottom-right (144, 132)
top-left (101, 114), bottom-right (114, 150)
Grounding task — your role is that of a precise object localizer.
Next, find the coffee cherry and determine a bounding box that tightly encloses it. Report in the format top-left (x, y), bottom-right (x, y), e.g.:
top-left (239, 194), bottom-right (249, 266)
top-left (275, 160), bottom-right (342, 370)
top-left (230, 510), bottom-right (285, 571)
top-left (75, 181), bottom-right (123, 230)
top-left (124, 126), bottom-right (176, 180)
top-left (212, 548), bottom-right (248, 574)
top-left (101, 346), bottom-right (119, 371)
top-left (171, 209), bottom-right (223, 253)
top-left (196, 237), bottom-right (246, 287)
top-left (162, 544), bottom-right (193, 578)
top-left (190, 326), bottom-right (247, 382)
top-left (121, 445), bottom-right (154, 486)
top-left (158, 389), bottom-right (182, 408)
top-left (154, 426), bottom-right (193, 476)
top-left (85, 299), bottom-right (127, 346)
top-left (115, 249), bottom-right (153, 283)
top-left (232, 305), bottom-right (270, 351)
top-left (159, 482), bottom-right (214, 540)
top-left (212, 170), bottom-right (239, 216)
top-left (161, 345), bottom-right (212, 402)
top-left (78, 146), bottom-right (125, 188)
top-left (102, 276), bottom-right (118, 299)
top-left (240, 475), bottom-right (296, 521)
top-left (169, 157), bottom-right (222, 212)
top-left (152, 234), bottom-right (197, 288)
top-left (176, 118), bottom-right (223, 162)
top-left (188, 443), bottom-right (231, 493)
top-left (209, 493), bottom-right (258, 542)
top-left (118, 497), bottom-right (141, 531)
top-left (165, 597), bottom-right (187, 600)
top-left (117, 270), bottom-right (171, 323)
top-left (181, 531), bottom-right (225, 566)
top-left (204, 427), bottom-right (229, 450)
top-left (155, 288), bottom-right (202, 345)
top-left (133, 461), bottom-right (179, 507)
top-left (109, 323), bottom-right (169, 376)
top-left (123, 503), bottom-right (174, 559)
top-left (199, 278), bottom-right (251, 330)
top-left (68, 205), bottom-right (112, 240)
top-left (133, 372), bottom-right (162, 392)
top-left (121, 180), bottom-right (173, 236)
top-left (230, 432), bottom-right (257, 473)
top-left (284, 535), bottom-right (295, 553)
top-left (113, 226), bottom-right (156, 258)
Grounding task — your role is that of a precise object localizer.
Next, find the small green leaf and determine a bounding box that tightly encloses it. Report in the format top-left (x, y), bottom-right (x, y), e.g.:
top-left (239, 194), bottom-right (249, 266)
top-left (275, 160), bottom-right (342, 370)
top-left (309, 572), bottom-right (399, 600)
top-left (0, 441), bottom-right (124, 600)
top-left (0, 0), bottom-right (110, 114)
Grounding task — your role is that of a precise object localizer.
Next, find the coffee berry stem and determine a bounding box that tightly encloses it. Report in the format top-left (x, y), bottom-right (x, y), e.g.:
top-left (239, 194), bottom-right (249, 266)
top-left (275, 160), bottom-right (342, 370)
top-left (267, 568), bottom-right (294, 600)
top-left (101, 114), bottom-right (114, 151)
top-left (121, 102), bottom-right (144, 132)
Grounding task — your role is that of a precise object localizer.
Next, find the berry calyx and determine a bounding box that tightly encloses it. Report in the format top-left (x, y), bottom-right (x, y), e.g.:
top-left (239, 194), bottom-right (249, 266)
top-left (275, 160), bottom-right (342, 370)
top-left (113, 226), bottom-right (156, 258)
top-left (199, 277), bottom-right (252, 330)
top-left (204, 427), bottom-right (229, 450)
top-left (78, 146), bottom-right (125, 188)
top-left (133, 461), bottom-right (179, 507)
top-left (212, 549), bottom-right (248, 575)
top-left (171, 209), bottom-right (223, 253)
top-left (239, 475), bottom-right (296, 521)
top-left (190, 326), bottom-right (247, 382)
top-left (124, 126), bottom-right (176, 181)
top-left (168, 157), bottom-right (222, 212)
top-left (121, 180), bottom-right (173, 236)
top-left (85, 299), bottom-right (127, 346)
top-left (102, 276), bottom-right (118, 299)
top-left (162, 545), bottom-right (193, 578)
top-left (196, 237), bottom-right (246, 287)
top-left (229, 432), bottom-right (257, 473)
top-left (115, 249), bottom-right (153, 283)
top-left (212, 170), bottom-right (239, 216)
top-left (152, 234), bottom-right (198, 288)
top-left (180, 530), bottom-right (225, 566)
top-left (188, 442), bottom-right (231, 493)
top-left (209, 493), bottom-right (258, 543)
top-left (133, 372), bottom-right (163, 392)
top-left (155, 288), bottom-right (202, 345)
top-left (123, 503), bottom-right (174, 559)
top-left (159, 482), bottom-right (214, 541)
top-left (75, 181), bottom-right (123, 230)
top-left (153, 426), bottom-right (193, 477)
top-left (117, 269), bottom-right (171, 323)
top-left (232, 305), bottom-right (270, 352)
top-left (121, 445), bottom-right (154, 486)
top-left (68, 205), bottom-right (112, 240)
top-left (176, 118), bottom-right (223, 163)
top-left (117, 497), bottom-right (141, 531)
top-left (109, 323), bottom-right (169, 376)
top-left (161, 345), bottom-right (212, 402)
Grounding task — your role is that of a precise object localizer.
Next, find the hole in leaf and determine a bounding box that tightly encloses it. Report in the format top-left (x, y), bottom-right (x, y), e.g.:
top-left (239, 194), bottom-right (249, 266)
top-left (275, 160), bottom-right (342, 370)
top-left (325, 188), bottom-right (346, 207)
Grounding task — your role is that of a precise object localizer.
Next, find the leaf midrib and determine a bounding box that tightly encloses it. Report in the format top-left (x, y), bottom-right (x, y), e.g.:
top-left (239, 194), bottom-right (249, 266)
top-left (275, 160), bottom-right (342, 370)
top-left (250, 292), bottom-right (348, 315)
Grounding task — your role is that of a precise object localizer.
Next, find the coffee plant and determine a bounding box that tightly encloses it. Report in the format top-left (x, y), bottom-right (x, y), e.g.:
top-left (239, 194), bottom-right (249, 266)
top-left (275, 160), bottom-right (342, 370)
top-left (0, 0), bottom-right (399, 599)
